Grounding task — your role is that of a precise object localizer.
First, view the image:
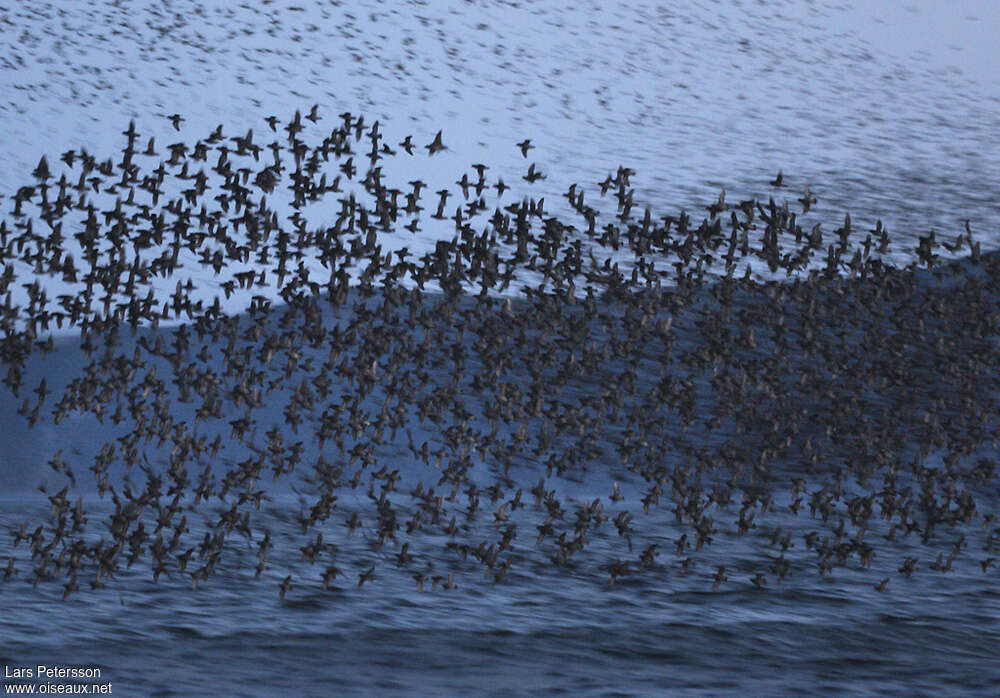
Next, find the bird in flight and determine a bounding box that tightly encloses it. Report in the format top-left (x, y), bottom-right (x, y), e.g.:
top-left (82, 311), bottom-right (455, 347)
top-left (426, 130), bottom-right (446, 155)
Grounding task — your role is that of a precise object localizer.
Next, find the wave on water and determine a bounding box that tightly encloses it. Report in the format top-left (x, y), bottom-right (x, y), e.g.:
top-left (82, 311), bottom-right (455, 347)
top-left (1, 108), bottom-right (998, 695)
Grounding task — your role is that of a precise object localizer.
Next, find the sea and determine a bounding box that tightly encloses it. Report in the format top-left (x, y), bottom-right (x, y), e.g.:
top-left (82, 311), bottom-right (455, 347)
top-left (2, 0), bottom-right (1000, 695)
top-left (2, 269), bottom-right (999, 696)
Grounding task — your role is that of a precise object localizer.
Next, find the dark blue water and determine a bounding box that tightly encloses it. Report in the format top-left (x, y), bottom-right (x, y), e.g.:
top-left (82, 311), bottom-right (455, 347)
top-left (2, 0), bottom-right (999, 688)
top-left (3, 490), bottom-right (1000, 696)
top-left (3, 259), bottom-right (999, 696)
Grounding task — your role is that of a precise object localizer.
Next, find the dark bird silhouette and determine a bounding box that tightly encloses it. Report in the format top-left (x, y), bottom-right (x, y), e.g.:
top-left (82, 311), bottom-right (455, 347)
top-left (426, 131), bottom-right (446, 156)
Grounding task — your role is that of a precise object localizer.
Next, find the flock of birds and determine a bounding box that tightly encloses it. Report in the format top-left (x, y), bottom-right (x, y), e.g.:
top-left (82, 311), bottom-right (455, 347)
top-left (1, 105), bottom-right (998, 600)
